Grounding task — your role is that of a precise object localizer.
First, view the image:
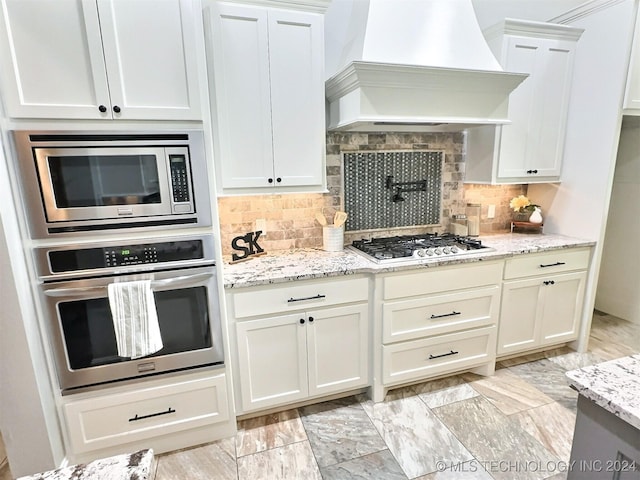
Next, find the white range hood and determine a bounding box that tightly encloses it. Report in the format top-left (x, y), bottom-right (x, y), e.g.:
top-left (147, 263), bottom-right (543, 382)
top-left (324, 0), bottom-right (529, 132)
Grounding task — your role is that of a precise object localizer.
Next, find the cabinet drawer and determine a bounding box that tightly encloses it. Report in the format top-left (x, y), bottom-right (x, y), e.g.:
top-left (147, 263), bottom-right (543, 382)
top-left (383, 262), bottom-right (502, 300)
top-left (504, 248), bottom-right (590, 279)
top-left (383, 286), bottom-right (499, 343)
top-left (63, 373), bottom-right (229, 454)
top-left (382, 326), bottom-right (497, 385)
top-left (231, 276), bottom-right (369, 318)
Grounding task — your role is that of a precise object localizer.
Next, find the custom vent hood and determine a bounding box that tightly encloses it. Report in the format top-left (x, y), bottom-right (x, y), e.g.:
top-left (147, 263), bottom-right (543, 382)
top-left (324, 0), bottom-right (529, 132)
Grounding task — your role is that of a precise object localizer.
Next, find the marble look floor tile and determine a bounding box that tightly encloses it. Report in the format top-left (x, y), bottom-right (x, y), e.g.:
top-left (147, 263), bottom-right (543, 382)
top-left (507, 359), bottom-right (579, 412)
top-left (510, 402), bottom-right (576, 462)
top-left (236, 441), bottom-right (321, 480)
top-left (415, 460), bottom-right (494, 479)
top-left (545, 351), bottom-right (605, 371)
top-left (543, 472), bottom-right (568, 480)
top-left (590, 314), bottom-right (640, 350)
top-left (236, 409), bottom-right (306, 457)
top-left (587, 336), bottom-right (637, 361)
top-left (462, 369), bottom-right (553, 415)
top-left (413, 375), bottom-right (479, 409)
top-left (299, 396), bottom-right (386, 467)
top-left (320, 449), bottom-right (406, 480)
top-left (360, 394), bottom-right (473, 478)
top-left (433, 396), bottom-right (558, 480)
top-left (155, 437), bottom-right (237, 480)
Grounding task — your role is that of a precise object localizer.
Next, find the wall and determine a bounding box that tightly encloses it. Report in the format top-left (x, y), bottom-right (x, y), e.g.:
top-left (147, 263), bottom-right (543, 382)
top-left (217, 132), bottom-right (526, 256)
top-left (595, 117), bottom-right (640, 323)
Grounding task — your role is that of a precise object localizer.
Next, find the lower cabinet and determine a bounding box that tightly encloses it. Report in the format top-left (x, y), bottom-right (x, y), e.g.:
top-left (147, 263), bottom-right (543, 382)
top-left (62, 369), bottom-right (230, 461)
top-left (498, 248), bottom-right (590, 356)
top-left (374, 262), bottom-right (503, 400)
top-left (228, 276), bottom-right (370, 414)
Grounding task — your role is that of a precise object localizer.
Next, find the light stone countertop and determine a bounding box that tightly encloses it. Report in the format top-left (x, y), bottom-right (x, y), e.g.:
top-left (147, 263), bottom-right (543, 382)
top-left (566, 355), bottom-right (640, 430)
top-left (223, 232), bottom-right (595, 288)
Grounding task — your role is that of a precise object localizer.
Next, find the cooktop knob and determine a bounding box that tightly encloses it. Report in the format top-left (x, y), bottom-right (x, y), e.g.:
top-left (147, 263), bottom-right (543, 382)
top-left (450, 246), bottom-right (459, 253)
top-left (443, 247), bottom-right (451, 254)
top-left (413, 249), bottom-right (426, 258)
top-left (434, 248), bottom-right (443, 255)
top-left (426, 248), bottom-right (435, 256)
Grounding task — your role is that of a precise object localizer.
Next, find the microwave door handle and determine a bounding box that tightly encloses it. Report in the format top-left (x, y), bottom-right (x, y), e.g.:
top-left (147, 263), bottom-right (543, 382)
top-left (151, 272), bottom-right (214, 290)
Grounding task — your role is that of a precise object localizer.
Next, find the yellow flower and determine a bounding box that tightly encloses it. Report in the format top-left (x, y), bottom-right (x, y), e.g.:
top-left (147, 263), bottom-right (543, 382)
top-left (510, 195), bottom-right (531, 212)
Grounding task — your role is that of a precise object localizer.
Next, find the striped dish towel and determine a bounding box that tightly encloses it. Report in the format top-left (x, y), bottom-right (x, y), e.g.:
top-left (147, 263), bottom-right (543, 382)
top-left (108, 280), bottom-right (163, 359)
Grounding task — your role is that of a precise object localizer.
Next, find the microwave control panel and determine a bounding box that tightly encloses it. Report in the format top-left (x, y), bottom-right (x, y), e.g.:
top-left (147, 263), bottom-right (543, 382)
top-left (169, 154), bottom-right (191, 203)
top-left (48, 240), bottom-right (204, 273)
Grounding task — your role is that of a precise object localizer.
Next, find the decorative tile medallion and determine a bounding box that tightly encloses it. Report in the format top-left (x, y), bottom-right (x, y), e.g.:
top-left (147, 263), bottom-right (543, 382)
top-left (343, 151), bottom-right (443, 231)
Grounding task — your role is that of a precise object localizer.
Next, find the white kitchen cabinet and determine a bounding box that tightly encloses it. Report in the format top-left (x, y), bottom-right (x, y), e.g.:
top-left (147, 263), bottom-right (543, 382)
top-left (373, 261), bottom-right (503, 401)
top-left (206, 1), bottom-right (326, 192)
top-left (623, 5), bottom-right (640, 113)
top-left (498, 248), bottom-right (590, 356)
top-left (465, 19), bottom-right (583, 184)
top-left (62, 369), bottom-right (230, 462)
top-left (228, 276), bottom-right (370, 414)
top-left (0, 0), bottom-right (202, 120)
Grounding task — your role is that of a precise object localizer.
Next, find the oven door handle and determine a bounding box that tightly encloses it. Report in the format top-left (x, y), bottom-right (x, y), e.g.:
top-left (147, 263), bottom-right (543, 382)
top-left (44, 273), bottom-right (215, 297)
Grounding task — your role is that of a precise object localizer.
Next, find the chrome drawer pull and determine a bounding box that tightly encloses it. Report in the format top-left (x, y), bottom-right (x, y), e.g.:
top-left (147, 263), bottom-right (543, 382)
top-left (288, 294), bottom-right (326, 303)
top-left (539, 261), bottom-right (566, 268)
top-left (428, 350), bottom-right (459, 360)
top-left (430, 311), bottom-right (461, 319)
top-left (129, 407), bottom-right (175, 422)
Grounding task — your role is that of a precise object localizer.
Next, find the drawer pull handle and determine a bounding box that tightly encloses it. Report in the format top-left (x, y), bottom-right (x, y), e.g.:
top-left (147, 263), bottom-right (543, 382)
top-left (129, 407), bottom-right (175, 422)
top-left (430, 311), bottom-right (461, 319)
top-left (428, 350), bottom-right (459, 360)
top-left (539, 262), bottom-right (566, 268)
top-left (288, 294), bottom-right (326, 303)
top-left (543, 280), bottom-right (556, 285)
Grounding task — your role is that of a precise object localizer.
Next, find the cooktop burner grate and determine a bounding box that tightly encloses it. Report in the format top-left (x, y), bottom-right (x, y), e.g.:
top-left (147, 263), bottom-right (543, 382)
top-left (350, 233), bottom-right (492, 263)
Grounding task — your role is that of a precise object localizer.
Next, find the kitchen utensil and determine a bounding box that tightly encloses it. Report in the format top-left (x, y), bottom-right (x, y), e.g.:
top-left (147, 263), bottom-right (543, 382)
top-left (315, 212), bottom-right (328, 226)
top-left (333, 211), bottom-right (348, 227)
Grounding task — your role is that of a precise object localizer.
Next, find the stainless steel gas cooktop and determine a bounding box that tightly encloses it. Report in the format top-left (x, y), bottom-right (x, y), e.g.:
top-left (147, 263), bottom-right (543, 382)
top-left (349, 233), bottom-right (493, 264)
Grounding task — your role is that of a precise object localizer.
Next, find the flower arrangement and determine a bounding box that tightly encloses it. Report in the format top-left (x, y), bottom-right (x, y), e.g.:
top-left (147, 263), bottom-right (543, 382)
top-left (509, 195), bottom-right (538, 213)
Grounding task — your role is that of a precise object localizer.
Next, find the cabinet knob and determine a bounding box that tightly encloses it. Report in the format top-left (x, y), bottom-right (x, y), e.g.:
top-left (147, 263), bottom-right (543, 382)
top-left (276, 177), bottom-right (282, 183)
top-left (299, 318), bottom-right (305, 325)
top-left (98, 105), bottom-right (107, 113)
top-left (268, 178), bottom-right (274, 184)
top-left (113, 105), bottom-right (121, 113)
top-left (308, 316), bottom-right (314, 323)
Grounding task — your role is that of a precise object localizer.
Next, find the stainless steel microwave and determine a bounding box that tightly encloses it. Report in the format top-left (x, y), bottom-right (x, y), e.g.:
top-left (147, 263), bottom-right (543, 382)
top-left (12, 131), bottom-right (212, 238)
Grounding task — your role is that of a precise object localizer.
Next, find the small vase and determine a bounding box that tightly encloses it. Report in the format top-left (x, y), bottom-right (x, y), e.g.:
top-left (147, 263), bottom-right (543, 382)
top-left (529, 207), bottom-right (543, 224)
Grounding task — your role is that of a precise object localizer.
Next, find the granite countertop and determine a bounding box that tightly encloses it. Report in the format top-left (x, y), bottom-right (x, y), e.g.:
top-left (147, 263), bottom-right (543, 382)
top-left (17, 449), bottom-right (153, 480)
top-left (223, 232), bottom-right (595, 288)
top-left (566, 355), bottom-right (640, 430)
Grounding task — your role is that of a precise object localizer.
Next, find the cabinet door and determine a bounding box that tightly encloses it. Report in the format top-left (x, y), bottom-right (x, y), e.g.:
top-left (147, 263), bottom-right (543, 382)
top-left (98, 0), bottom-right (202, 120)
top-left (208, 3), bottom-right (275, 188)
top-left (498, 36), bottom-right (576, 180)
top-left (268, 10), bottom-right (324, 187)
top-left (306, 304), bottom-right (369, 397)
top-left (0, 0), bottom-right (111, 119)
top-left (498, 278), bottom-right (544, 355)
top-left (540, 271), bottom-right (586, 346)
top-left (623, 6), bottom-right (640, 111)
top-left (235, 314), bottom-right (308, 412)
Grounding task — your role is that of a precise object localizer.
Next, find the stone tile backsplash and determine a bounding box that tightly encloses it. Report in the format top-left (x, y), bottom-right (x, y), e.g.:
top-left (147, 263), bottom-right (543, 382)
top-left (217, 132), bottom-right (527, 256)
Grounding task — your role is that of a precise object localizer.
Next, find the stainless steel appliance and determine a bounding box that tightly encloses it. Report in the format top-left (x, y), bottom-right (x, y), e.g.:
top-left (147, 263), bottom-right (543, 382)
top-left (350, 233), bottom-right (493, 263)
top-left (35, 234), bottom-right (224, 393)
top-left (12, 131), bottom-right (212, 238)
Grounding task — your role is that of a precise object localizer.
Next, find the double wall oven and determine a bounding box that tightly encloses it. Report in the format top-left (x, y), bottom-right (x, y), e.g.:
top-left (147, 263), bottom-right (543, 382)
top-left (12, 131), bottom-right (224, 394)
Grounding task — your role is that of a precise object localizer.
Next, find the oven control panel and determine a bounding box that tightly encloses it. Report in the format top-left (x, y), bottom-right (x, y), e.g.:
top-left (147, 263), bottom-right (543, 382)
top-left (48, 240), bottom-right (204, 273)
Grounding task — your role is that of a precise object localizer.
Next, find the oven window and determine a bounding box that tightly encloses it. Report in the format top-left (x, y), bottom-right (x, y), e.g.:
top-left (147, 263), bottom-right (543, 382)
top-left (48, 154), bottom-right (161, 207)
top-left (58, 287), bottom-right (211, 369)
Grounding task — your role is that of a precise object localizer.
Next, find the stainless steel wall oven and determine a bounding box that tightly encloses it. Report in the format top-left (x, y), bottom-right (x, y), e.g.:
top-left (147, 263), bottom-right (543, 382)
top-left (12, 130), bottom-right (212, 239)
top-left (35, 234), bottom-right (224, 393)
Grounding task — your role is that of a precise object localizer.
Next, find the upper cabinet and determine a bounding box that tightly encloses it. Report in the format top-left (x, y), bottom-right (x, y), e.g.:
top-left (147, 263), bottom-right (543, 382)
top-left (206, 1), bottom-right (328, 193)
top-left (0, 0), bottom-right (202, 121)
top-left (465, 19), bottom-right (584, 184)
top-left (623, 5), bottom-right (640, 113)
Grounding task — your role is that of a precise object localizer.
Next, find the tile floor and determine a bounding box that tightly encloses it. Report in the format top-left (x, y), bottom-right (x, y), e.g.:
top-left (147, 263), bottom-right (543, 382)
top-left (1, 311), bottom-right (638, 480)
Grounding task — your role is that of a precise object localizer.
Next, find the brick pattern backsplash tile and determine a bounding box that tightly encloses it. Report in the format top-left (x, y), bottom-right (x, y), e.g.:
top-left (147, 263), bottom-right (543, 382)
top-left (217, 132), bottom-right (527, 255)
